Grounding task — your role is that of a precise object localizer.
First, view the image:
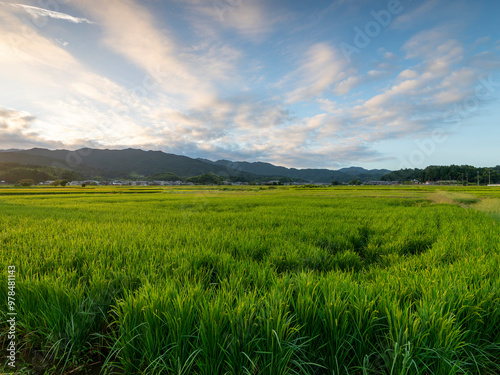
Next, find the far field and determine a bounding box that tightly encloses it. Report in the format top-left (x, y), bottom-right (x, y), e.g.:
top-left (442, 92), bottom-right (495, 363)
top-left (1, 186), bottom-right (499, 374)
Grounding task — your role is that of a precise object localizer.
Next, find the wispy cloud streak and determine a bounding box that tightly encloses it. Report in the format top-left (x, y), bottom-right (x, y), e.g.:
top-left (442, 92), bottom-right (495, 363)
top-left (3, 2), bottom-right (95, 24)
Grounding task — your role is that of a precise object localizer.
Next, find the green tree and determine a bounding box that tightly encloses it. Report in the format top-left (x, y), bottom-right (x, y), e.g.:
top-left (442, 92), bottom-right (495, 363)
top-left (186, 173), bottom-right (223, 185)
top-left (146, 172), bottom-right (181, 182)
top-left (60, 180), bottom-right (69, 187)
top-left (19, 179), bottom-right (35, 186)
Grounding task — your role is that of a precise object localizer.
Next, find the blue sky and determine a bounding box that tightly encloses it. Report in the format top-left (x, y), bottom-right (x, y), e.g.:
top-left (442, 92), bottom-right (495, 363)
top-left (0, 0), bottom-right (499, 170)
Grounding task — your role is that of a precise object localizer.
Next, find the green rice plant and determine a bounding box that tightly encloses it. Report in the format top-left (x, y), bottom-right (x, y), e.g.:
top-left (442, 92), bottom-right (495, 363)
top-left (453, 197), bottom-right (481, 205)
top-left (331, 250), bottom-right (363, 272)
top-left (105, 281), bottom-right (204, 374)
top-left (349, 291), bottom-right (383, 367)
top-left (9, 277), bottom-right (110, 372)
top-left (221, 289), bottom-right (262, 375)
top-left (256, 282), bottom-right (316, 375)
top-left (316, 276), bottom-right (358, 373)
top-left (1, 186), bottom-right (499, 373)
top-left (196, 290), bottom-right (231, 375)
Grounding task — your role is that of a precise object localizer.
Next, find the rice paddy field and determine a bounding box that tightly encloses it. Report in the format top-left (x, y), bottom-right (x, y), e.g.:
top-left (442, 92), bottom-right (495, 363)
top-left (1, 185), bottom-right (499, 374)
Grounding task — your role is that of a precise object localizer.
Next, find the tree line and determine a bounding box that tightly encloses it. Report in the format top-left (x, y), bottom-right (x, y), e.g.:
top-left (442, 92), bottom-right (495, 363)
top-left (381, 165), bottom-right (500, 184)
top-left (0, 163), bottom-right (83, 184)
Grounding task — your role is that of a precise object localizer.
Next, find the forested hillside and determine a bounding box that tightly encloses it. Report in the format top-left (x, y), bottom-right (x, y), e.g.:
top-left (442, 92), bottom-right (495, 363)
top-left (381, 165), bottom-right (500, 183)
top-left (0, 163), bottom-right (83, 184)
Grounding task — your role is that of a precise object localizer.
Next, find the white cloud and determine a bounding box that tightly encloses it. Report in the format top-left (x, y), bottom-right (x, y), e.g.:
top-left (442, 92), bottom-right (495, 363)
top-left (0, 4), bottom-right (171, 148)
top-left (55, 39), bottom-right (69, 47)
top-left (0, 1), bottom-right (384, 167)
top-left (214, 0), bottom-right (273, 37)
top-left (3, 2), bottom-right (95, 24)
top-left (0, 1), bottom-right (498, 169)
top-left (316, 98), bottom-right (340, 114)
top-left (378, 47), bottom-right (397, 60)
top-left (334, 76), bottom-right (362, 95)
top-left (68, 0), bottom-right (249, 113)
top-left (181, 42), bottom-right (242, 84)
top-left (334, 70), bottom-right (387, 95)
top-left (473, 36), bottom-right (490, 49)
top-left (0, 107), bottom-right (64, 148)
top-left (178, 0), bottom-right (284, 40)
top-left (397, 69), bottom-right (418, 80)
top-left (284, 43), bottom-right (348, 103)
top-left (403, 28), bottom-right (457, 60)
top-left (68, 0), bottom-right (213, 108)
top-left (383, 51), bottom-right (397, 60)
top-left (392, 0), bottom-right (439, 30)
top-left (330, 29), bottom-right (500, 148)
top-left (465, 51), bottom-right (500, 71)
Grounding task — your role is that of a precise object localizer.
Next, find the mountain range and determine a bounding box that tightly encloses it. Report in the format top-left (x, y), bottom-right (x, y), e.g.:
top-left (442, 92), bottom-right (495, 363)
top-left (0, 148), bottom-right (391, 183)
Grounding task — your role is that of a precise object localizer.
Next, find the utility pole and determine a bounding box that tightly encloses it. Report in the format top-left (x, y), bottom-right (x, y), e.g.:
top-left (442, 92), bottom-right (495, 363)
top-left (466, 172), bottom-right (468, 186)
top-left (477, 171), bottom-right (479, 186)
top-left (489, 171), bottom-right (491, 185)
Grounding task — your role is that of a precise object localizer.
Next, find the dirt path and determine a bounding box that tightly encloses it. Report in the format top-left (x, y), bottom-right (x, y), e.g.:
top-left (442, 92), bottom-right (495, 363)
top-left (428, 190), bottom-right (500, 221)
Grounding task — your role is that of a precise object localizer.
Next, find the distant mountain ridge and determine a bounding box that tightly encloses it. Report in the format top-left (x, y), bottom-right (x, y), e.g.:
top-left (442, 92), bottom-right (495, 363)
top-left (0, 148), bottom-right (391, 182)
top-left (203, 159), bottom-right (390, 183)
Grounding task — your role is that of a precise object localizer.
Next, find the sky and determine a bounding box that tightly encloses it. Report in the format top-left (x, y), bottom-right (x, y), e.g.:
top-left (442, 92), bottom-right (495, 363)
top-left (0, 0), bottom-right (500, 170)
